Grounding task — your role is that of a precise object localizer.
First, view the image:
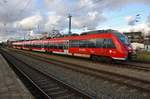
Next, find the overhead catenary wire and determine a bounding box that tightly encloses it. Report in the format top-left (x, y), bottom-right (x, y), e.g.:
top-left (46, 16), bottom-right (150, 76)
top-left (13, 0), bottom-right (32, 38)
top-left (74, 2), bottom-right (143, 31)
top-left (14, 0), bottom-right (32, 22)
top-left (0, 0), bottom-right (32, 33)
top-left (71, 0), bottom-right (103, 13)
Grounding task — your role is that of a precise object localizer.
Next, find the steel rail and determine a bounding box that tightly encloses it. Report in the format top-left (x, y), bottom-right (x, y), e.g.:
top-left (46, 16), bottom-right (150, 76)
top-left (6, 48), bottom-right (150, 93)
top-left (0, 49), bottom-right (94, 99)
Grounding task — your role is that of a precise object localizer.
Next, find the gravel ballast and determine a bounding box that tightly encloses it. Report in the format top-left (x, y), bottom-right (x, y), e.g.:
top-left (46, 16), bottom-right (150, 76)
top-left (6, 49), bottom-right (150, 99)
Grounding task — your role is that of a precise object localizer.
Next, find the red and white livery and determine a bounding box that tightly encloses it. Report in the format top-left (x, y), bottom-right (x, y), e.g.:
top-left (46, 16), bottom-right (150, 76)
top-left (12, 30), bottom-right (135, 61)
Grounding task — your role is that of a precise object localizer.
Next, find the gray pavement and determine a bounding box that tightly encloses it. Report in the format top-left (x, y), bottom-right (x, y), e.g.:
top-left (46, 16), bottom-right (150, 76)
top-left (0, 54), bottom-right (34, 99)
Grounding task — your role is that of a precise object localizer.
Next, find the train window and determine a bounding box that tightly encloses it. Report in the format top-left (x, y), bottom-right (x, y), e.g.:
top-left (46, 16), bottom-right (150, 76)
top-left (96, 39), bottom-right (104, 48)
top-left (79, 40), bottom-right (88, 48)
top-left (106, 39), bottom-right (115, 48)
top-left (103, 39), bottom-right (115, 48)
top-left (44, 43), bottom-right (49, 48)
top-left (33, 44), bottom-right (35, 48)
top-left (58, 44), bottom-right (63, 49)
top-left (53, 44), bottom-right (57, 49)
top-left (49, 44), bottom-right (54, 48)
top-left (70, 40), bottom-right (96, 48)
top-left (115, 33), bottom-right (130, 45)
top-left (88, 39), bottom-right (96, 48)
top-left (120, 35), bottom-right (129, 45)
top-left (69, 40), bottom-right (79, 47)
top-left (34, 44), bottom-right (41, 48)
top-left (34, 44), bottom-right (36, 48)
top-left (103, 39), bottom-right (107, 48)
top-left (64, 41), bottom-right (69, 49)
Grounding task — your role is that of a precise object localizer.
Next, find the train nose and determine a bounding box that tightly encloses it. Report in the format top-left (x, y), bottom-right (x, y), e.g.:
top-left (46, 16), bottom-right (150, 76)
top-left (124, 44), bottom-right (133, 52)
top-left (126, 45), bottom-right (137, 60)
top-left (127, 46), bottom-right (133, 52)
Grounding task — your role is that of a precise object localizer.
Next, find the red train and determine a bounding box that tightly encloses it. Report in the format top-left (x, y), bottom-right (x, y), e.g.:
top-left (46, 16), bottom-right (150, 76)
top-left (12, 30), bottom-right (135, 61)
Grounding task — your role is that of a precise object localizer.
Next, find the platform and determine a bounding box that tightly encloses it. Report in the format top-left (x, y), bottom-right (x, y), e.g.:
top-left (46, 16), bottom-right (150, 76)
top-left (0, 54), bottom-right (34, 99)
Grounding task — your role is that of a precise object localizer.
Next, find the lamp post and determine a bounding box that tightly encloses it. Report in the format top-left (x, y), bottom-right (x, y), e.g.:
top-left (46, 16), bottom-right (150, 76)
top-left (68, 14), bottom-right (72, 35)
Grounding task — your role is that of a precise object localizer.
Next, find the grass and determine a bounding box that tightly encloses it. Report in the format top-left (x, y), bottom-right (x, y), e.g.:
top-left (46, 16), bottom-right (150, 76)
top-left (136, 51), bottom-right (150, 62)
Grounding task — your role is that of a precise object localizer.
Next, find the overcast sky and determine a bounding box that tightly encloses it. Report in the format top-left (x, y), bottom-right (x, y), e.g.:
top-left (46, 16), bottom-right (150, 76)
top-left (0, 0), bottom-right (150, 41)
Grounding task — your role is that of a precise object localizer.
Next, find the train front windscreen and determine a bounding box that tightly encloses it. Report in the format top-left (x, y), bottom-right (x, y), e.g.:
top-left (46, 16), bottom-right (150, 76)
top-left (114, 32), bottom-right (133, 52)
top-left (114, 32), bottom-right (130, 45)
top-left (115, 32), bottom-right (136, 59)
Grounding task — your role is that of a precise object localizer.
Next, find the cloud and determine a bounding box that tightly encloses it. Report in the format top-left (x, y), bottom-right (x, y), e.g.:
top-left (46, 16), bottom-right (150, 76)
top-left (125, 16), bottom-right (137, 26)
top-left (121, 13), bottom-right (150, 34)
top-left (0, 0), bottom-right (36, 23)
top-left (118, 23), bottom-right (150, 35)
top-left (19, 15), bottom-right (43, 30)
top-left (131, 23), bottom-right (150, 33)
top-left (45, 14), bottom-right (62, 30)
top-left (98, 0), bottom-right (150, 10)
top-left (72, 11), bottom-right (106, 30)
top-left (0, 22), bottom-right (19, 41)
top-left (147, 13), bottom-right (150, 27)
top-left (43, 0), bottom-right (106, 30)
top-left (1, 0), bottom-right (150, 41)
top-left (43, 0), bottom-right (150, 31)
top-left (0, 0), bottom-right (36, 41)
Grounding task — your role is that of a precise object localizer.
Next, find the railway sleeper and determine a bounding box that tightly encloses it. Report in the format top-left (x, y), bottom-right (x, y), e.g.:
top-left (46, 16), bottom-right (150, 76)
top-left (48, 89), bottom-right (69, 97)
top-left (35, 79), bottom-right (52, 84)
top-left (37, 82), bottom-right (55, 87)
top-left (34, 77), bottom-right (48, 80)
top-left (44, 86), bottom-right (61, 92)
top-left (54, 93), bottom-right (77, 99)
top-left (34, 79), bottom-right (54, 84)
top-left (39, 84), bottom-right (58, 89)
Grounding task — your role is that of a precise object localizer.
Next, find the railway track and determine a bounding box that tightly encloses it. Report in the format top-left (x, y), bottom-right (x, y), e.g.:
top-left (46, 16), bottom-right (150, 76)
top-left (8, 48), bottom-right (150, 73)
top-left (7, 48), bottom-right (150, 72)
top-left (133, 60), bottom-right (150, 64)
top-left (6, 49), bottom-right (150, 72)
top-left (0, 49), bottom-right (94, 99)
top-left (4, 48), bottom-right (150, 94)
top-left (120, 62), bottom-right (150, 72)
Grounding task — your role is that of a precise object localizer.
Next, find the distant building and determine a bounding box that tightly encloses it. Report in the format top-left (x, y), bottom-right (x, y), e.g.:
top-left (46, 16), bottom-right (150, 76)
top-left (124, 31), bottom-right (150, 51)
top-left (123, 32), bottom-right (144, 43)
top-left (131, 43), bottom-right (144, 50)
top-left (144, 35), bottom-right (150, 51)
top-left (48, 29), bottom-right (62, 38)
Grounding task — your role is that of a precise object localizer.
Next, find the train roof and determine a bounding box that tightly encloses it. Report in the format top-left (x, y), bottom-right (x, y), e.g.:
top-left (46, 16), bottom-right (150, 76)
top-left (80, 29), bottom-right (119, 35)
top-left (12, 29), bottom-right (121, 43)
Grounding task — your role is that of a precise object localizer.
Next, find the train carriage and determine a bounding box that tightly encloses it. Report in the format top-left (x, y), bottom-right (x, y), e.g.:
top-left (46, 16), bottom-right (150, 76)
top-left (12, 41), bottom-right (23, 49)
top-left (12, 30), bottom-right (135, 61)
top-left (31, 40), bottom-right (45, 52)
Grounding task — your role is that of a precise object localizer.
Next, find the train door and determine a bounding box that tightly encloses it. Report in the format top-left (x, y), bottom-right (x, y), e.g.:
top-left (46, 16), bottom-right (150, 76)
top-left (44, 40), bottom-right (49, 52)
top-left (103, 38), bottom-right (114, 57)
top-left (47, 40), bottom-right (50, 52)
top-left (64, 40), bottom-right (69, 54)
top-left (41, 40), bottom-right (44, 51)
top-left (96, 39), bottom-right (104, 56)
top-left (102, 39), bottom-right (109, 56)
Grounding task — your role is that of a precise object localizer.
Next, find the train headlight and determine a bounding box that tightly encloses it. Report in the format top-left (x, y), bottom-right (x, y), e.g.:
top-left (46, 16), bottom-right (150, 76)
top-left (109, 50), bottom-right (116, 54)
top-left (128, 46), bottom-right (132, 50)
top-left (127, 46), bottom-right (133, 52)
top-left (109, 50), bottom-right (112, 53)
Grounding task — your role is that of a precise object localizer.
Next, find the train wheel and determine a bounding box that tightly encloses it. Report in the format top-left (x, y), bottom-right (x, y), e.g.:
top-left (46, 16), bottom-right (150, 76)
top-left (45, 50), bottom-right (48, 53)
top-left (104, 57), bottom-right (113, 63)
top-left (46, 51), bottom-right (52, 54)
top-left (91, 55), bottom-right (98, 61)
top-left (112, 60), bottom-right (122, 64)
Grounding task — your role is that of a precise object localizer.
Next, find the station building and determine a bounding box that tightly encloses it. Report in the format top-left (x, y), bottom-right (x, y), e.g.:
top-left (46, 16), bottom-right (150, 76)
top-left (124, 32), bottom-right (150, 51)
